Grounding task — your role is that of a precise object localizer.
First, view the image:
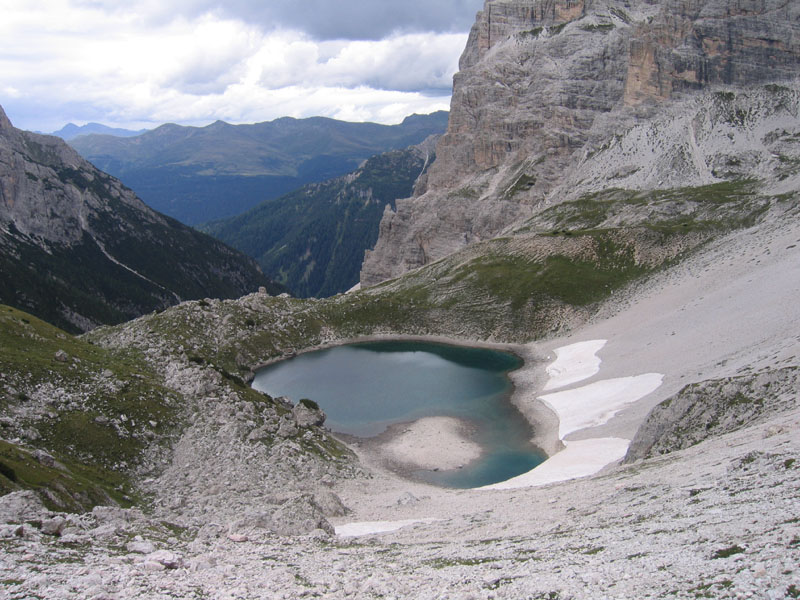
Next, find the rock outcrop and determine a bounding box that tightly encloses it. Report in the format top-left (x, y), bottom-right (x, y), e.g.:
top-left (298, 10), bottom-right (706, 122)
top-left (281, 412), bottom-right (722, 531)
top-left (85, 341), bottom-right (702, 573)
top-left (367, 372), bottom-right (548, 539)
top-left (292, 400), bottom-right (326, 428)
top-left (361, 0), bottom-right (800, 285)
top-left (626, 367), bottom-right (800, 462)
top-left (0, 491), bottom-right (48, 524)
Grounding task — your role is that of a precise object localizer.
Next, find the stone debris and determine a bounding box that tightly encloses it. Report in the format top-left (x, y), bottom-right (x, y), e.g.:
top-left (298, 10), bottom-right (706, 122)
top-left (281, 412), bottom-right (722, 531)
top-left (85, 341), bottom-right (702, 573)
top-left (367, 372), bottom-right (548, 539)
top-left (0, 412), bottom-right (797, 598)
top-left (32, 448), bottom-right (57, 467)
top-left (126, 540), bottom-right (156, 554)
top-left (0, 491), bottom-right (48, 524)
top-left (313, 487), bottom-right (349, 517)
top-left (146, 550), bottom-right (184, 569)
top-left (40, 516), bottom-right (66, 536)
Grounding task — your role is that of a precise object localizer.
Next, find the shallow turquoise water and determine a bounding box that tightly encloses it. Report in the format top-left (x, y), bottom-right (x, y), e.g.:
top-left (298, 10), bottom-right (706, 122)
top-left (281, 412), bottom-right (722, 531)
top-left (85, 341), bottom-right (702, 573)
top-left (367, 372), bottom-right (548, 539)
top-left (251, 341), bottom-right (545, 488)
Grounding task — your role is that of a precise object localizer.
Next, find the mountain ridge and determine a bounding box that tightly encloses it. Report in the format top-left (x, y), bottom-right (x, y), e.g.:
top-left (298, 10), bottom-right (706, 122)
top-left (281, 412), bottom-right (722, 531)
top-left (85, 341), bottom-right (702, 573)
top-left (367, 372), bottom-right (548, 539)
top-left (49, 122), bottom-right (148, 141)
top-left (69, 111), bottom-right (449, 224)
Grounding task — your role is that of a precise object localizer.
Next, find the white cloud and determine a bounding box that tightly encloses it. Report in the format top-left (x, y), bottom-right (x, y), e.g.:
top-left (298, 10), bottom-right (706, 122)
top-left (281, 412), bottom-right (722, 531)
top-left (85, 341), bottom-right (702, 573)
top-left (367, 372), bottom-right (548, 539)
top-left (312, 33), bottom-right (464, 92)
top-left (85, 0), bottom-right (485, 40)
top-left (0, 0), bottom-right (468, 131)
top-left (251, 32), bottom-right (464, 93)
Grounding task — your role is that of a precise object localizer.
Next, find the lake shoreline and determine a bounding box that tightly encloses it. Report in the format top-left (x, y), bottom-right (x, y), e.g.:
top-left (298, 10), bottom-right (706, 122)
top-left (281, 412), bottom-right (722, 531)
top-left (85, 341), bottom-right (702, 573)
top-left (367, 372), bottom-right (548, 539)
top-left (249, 333), bottom-right (527, 372)
top-left (252, 336), bottom-right (554, 486)
top-left (344, 415), bottom-right (484, 475)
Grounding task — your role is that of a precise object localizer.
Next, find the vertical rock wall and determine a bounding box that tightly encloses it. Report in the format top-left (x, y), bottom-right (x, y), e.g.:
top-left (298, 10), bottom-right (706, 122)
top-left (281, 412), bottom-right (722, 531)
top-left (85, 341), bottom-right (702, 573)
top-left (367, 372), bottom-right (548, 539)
top-left (361, 0), bottom-right (800, 287)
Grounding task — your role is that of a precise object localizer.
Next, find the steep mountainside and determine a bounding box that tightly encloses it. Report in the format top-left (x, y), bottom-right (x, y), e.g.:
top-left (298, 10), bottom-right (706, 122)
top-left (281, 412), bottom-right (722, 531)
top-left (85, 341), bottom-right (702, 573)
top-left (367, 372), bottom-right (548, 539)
top-left (0, 106), bottom-right (281, 333)
top-left (362, 0), bottom-right (800, 285)
top-left (0, 305), bottom-right (183, 512)
top-left (70, 112), bottom-right (448, 225)
top-left (204, 138), bottom-right (437, 298)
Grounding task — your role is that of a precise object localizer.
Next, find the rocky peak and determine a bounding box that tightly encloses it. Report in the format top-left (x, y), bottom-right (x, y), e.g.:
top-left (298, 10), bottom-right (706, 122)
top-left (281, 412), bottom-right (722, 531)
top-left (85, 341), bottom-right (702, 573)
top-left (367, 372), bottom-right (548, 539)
top-left (460, 0), bottom-right (587, 70)
top-left (360, 0), bottom-right (800, 286)
top-left (0, 105), bottom-right (13, 133)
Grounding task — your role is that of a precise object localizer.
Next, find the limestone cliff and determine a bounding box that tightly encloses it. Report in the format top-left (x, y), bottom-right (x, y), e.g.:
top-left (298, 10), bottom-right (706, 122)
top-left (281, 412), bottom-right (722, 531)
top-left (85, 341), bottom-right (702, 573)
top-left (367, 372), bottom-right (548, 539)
top-left (361, 0), bottom-right (800, 286)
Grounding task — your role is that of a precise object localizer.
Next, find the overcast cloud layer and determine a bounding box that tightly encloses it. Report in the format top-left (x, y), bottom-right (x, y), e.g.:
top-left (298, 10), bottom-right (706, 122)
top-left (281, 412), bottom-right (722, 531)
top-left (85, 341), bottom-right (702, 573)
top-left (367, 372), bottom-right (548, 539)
top-left (0, 0), bottom-right (484, 132)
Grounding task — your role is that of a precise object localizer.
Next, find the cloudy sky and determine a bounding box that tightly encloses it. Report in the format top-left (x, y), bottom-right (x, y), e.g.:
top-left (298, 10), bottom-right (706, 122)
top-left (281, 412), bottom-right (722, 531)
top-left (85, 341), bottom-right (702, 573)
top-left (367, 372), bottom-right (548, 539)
top-left (1, 0), bottom-right (484, 133)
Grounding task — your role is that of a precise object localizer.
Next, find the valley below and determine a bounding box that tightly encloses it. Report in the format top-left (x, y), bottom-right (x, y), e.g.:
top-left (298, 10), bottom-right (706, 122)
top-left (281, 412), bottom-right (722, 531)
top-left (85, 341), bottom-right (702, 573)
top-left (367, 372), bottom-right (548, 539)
top-left (1, 184), bottom-right (798, 599)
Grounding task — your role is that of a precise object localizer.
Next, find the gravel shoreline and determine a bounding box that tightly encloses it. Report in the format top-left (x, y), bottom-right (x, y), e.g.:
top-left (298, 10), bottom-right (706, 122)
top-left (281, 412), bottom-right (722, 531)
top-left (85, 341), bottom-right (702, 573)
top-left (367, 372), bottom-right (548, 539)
top-left (359, 415), bottom-right (483, 472)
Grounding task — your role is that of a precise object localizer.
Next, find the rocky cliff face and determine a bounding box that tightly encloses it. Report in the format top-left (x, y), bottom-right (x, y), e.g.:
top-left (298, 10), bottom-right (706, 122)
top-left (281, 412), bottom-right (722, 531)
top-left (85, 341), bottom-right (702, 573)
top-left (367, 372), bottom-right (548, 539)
top-left (0, 106), bottom-right (279, 332)
top-left (361, 0), bottom-right (800, 285)
top-left (0, 105), bottom-right (158, 246)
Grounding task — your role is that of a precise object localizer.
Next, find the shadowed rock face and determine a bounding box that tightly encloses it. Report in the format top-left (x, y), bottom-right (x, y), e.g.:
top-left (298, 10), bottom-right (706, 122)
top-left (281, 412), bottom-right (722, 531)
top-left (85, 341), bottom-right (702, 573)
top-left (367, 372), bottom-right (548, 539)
top-left (361, 0), bottom-right (800, 286)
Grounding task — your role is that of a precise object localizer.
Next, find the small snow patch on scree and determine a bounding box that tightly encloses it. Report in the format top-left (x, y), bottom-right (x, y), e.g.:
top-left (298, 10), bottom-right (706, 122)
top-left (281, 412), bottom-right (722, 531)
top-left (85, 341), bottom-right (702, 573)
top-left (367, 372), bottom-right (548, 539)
top-left (543, 339), bottom-right (606, 390)
top-left (335, 518), bottom-right (441, 537)
top-left (540, 373), bottom-right (664, 439)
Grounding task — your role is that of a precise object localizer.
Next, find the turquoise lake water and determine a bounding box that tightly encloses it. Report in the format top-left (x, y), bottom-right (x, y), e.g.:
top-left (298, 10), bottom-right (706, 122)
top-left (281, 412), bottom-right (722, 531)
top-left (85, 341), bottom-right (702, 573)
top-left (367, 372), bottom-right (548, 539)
top-left (251, 341), bottom-right (545, 488)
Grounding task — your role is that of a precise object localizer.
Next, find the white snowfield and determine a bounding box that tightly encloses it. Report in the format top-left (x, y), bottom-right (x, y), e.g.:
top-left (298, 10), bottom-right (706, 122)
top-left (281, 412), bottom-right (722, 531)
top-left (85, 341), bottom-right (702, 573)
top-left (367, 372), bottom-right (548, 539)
top-left (543, 339), bottom-right (606, 390)
top-left (540, 372), bottom-right (664, 439)
top-left (479, 339), bottom-right (663, 491)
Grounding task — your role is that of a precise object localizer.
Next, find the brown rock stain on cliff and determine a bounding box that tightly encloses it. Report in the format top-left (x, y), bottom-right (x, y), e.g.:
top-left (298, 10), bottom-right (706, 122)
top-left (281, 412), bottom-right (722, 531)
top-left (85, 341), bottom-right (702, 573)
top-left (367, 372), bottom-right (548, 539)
top-left (0, 176), bottom-right (16, 210)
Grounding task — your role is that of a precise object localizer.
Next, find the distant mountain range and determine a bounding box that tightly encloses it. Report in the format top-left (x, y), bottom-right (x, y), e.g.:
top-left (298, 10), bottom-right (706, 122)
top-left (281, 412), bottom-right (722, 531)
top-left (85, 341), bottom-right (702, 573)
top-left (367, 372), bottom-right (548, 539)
top-left (49, 122), bottom-right (148, 141)
top-left (203, 138), bottom-right (438, 298)
top-left (69, 112), bottom-right (449, 225)
top-left (0, 105), bottom-right (282, 333)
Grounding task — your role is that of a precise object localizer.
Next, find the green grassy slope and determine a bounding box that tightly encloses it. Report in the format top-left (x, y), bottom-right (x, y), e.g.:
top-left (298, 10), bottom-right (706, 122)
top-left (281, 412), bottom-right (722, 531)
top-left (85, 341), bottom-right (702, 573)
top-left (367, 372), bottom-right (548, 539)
top-left (0, 306), bottom-right (182, 511)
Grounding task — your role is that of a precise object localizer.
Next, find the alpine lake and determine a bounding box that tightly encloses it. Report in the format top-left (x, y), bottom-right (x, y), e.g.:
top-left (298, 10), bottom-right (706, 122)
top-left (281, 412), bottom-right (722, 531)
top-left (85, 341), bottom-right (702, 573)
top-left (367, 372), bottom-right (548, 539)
top-left (251, 340), bottom-right (545, 488)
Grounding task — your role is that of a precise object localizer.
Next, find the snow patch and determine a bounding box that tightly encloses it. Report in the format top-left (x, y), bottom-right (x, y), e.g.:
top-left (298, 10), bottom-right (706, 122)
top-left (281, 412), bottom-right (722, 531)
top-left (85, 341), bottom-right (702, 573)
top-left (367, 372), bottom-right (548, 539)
top-left (480, 438), bottom-right (631, 490)
top-left (543, 339), bottom-right (606, 390)
top-left (484, 341), bottom-right (663, 489)
top-left (335, 518), bottom-right (441, 538)
top-left (540, 373), bottom-right (664, 439)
